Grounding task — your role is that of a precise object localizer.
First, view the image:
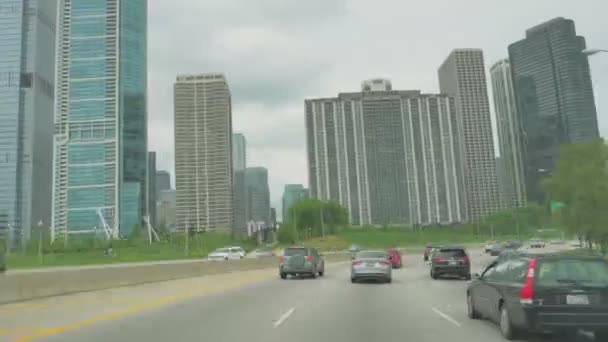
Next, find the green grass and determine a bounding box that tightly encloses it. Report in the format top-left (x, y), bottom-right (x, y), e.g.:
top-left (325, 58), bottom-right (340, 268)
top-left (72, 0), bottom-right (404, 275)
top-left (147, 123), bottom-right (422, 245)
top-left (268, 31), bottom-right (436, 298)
top-left (5, 233), bottom-right (257, 269)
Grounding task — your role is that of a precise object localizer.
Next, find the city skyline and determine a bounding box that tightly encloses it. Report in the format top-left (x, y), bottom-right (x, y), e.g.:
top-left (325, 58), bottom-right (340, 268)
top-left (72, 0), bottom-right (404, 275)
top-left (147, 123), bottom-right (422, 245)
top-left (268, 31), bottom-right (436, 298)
top-left (146, 1), bottom-right (607, 213)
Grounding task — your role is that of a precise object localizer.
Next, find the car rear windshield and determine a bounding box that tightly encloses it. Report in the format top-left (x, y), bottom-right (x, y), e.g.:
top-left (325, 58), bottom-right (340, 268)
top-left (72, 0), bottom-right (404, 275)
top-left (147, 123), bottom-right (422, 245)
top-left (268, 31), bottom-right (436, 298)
top-left (536, 259), bottom-right (608, 287)
top-left (284, 248), bottom-right (308, 256)
top-left (439, 249), bottom-right (466, 258)
top-left (357, 251), bottom-right (387, 259)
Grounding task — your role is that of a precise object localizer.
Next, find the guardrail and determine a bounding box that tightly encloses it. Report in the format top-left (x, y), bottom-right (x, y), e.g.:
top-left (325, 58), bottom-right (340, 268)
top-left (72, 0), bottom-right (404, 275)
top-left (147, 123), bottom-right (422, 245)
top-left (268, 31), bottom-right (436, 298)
top-left (0, 253), bottom-right (350, 304)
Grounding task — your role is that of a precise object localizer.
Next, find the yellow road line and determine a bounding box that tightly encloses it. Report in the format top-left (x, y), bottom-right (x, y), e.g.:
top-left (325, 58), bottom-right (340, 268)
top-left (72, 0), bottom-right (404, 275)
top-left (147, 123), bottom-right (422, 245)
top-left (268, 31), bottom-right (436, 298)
top-left (11, 273), bottom-right (273, 342)
top-left (0, 329), bottom-right (43, 336)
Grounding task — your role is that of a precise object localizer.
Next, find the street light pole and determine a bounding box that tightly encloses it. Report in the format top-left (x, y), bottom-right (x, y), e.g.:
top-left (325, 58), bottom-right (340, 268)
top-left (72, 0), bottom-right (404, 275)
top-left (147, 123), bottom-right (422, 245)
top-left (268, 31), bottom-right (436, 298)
top-left (37, 221), bottom-right (43, 260)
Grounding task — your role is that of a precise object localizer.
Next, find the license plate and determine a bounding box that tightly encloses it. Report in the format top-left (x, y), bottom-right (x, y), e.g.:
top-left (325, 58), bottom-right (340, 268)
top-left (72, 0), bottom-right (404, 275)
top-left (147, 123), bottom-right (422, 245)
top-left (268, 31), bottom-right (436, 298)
top-left (449, 261), bottom-right (458, 265)
top-left (566, 294), bottom-right (589, 305)
top-left (366, 263), bottom-right (375, 267)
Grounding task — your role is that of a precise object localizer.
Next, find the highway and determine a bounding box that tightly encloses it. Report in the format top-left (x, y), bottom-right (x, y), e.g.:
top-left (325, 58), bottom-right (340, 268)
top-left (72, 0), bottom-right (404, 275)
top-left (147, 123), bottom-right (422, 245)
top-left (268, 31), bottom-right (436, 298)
top-left (0, 245), bottom-right (594, 342)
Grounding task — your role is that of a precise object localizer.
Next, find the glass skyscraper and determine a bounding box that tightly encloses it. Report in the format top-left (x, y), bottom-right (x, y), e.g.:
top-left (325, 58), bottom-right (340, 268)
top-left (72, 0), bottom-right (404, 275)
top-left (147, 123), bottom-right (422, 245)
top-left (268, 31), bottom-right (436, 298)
top-left (509, 17), bottom-right (598, 203)
top-left (0, 0), bottom-right (56, 246)
top-left (52, 0), bottom-right (147, 239)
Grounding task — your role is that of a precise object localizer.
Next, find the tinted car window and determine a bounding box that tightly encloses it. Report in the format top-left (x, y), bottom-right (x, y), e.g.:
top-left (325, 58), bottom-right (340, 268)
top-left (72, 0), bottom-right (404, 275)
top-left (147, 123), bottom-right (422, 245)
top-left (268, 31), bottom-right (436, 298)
top-left (536, 259), bottom-right (608, 287)
top-left (356, 251), bottom-right (387, 259)
top-left (438, 249), bottom-right (466, 258)
top-left (504, 258), bottom-right (528, 283)
top-left (284, 248), bottom-right (308, 256)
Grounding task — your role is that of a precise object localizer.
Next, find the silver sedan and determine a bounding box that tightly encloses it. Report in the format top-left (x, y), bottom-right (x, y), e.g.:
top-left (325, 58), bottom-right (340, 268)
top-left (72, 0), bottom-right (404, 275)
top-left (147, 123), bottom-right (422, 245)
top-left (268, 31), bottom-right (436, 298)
top-left (350, 250), bottom-right (392, 283)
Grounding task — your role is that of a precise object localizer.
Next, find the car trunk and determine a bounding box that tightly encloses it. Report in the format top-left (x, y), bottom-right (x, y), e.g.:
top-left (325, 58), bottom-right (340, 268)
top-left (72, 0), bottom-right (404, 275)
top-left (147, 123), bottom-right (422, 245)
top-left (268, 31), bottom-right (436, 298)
top-left (287, 254), bottom-right (307, 268)
top-left (434, 249), bottom-right (468, 266)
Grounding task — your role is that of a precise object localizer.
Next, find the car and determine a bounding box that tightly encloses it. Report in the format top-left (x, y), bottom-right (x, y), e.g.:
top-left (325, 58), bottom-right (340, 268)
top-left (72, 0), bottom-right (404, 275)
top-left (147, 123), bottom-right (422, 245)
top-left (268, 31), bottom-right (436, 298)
top-left (279, 247), bottom-right (324, 279)
top-left (430, 246), bottom-right (471, 280)
top-left (467, 252), bottom-right (608, 340)
top-left (387, 249), bottom-right (402, 269)
top-left (351, 250), bottom-right (392, 283)
top-left (488, 243), bottom-right (504, 256)
top-left (423, 244), bottom-right (436, 261)
top-left (504, 240), bottom-right (523, 250)
top-left (484, 241), bottom-right (498, 253)
top-left (529, 239), bottom-right (545, 248)
top-left (349, 244), bottom-right (361, 258)
top-left (207, 246), bottom-right (246, 261)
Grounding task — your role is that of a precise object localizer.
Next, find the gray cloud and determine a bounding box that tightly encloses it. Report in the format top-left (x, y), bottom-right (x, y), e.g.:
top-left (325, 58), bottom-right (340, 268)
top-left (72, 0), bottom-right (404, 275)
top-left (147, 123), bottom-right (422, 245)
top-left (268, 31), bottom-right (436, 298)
top-left (148, 0), bottom-right (608, 213)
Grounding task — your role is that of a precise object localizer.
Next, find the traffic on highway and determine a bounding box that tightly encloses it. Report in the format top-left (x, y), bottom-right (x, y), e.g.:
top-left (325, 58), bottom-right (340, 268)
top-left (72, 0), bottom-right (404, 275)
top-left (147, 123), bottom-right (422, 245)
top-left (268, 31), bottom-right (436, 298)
top-left (2, 240), bottom-right (607, 342)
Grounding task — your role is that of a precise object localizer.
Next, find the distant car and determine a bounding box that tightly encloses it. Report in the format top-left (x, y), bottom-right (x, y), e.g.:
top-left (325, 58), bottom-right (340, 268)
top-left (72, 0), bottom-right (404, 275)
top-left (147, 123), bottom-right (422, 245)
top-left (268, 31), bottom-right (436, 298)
top-left (279, 247), bottom-right (324, 279)
top-left (351, 250), bottom-right (392, 283)
top-left (387, 249), bottom-right (402, 269)
top-left (467, 253), bottom-right (608, 340)
top-left (427, 247), bottom-right (441, 264)
top-left (484, 241), bottom-right (498, 253)
top-left (430, 246), bottom-right (471, 280)
top-left (529, 240), bottom-right (545, 248)
top-left (504, 240), bottom-right (523, 250)
top-left (423, 244), bottom-right (436, 261)
top-left (207, 247), bottom-right (246, 261)
top-left (488, 243), bottom-right (504, 256)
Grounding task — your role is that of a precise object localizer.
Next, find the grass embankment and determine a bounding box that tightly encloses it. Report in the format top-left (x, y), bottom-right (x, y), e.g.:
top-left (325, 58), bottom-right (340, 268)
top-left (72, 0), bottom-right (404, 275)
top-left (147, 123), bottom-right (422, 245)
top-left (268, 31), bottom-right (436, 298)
top-left (297, 227), bottom-right (566, 252)
top-left (5, 233), bottom-right (257, 269)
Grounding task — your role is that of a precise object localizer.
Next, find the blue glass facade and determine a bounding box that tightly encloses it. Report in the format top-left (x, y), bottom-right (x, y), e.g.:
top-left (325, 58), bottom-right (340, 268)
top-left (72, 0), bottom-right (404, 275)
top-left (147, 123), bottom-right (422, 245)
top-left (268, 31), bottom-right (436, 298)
top-left (1, 0), bottom-right (56, 245)
top-left (53, 0), bottom-right (147, 238)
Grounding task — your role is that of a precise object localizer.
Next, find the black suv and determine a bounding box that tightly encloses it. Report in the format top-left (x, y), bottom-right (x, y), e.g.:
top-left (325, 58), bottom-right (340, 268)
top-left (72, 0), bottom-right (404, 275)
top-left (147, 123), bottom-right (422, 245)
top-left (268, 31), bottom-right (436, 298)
top-left (430, 246), bottom-right (471, 280)
top-left (467, 252), bottom-right (608, 340)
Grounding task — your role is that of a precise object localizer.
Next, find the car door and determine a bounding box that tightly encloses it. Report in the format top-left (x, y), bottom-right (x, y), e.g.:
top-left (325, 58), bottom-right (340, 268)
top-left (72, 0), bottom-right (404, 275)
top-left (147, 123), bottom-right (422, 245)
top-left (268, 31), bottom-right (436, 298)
top-left (474, 262), bottom-right (499, 317)
top-left (481, 259), bottom-right (512, 323)
top-left (229, 248), bottom-right (239, 260)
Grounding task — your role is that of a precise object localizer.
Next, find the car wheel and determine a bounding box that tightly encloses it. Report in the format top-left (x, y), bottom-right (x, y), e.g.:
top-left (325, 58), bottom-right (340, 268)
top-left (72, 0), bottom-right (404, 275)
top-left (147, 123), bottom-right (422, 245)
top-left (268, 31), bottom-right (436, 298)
top-left (224, 256), bottom-right (228, 260)
top-left (311, 268), bottom-right (317, 279)
top-left (499, 303), bottom-right (518, 340)
top-left (464, 273), bottom-right (472, 280)
top-left (467, 293), bottom-right (481, 319)
top-left (386, 277), bottom-right (392, 284)
top-left (280, 272), bottom-right (287, 280)
top-left (431, 269), bottom-right (438, 279)
top-left (318, 270), bottom-right (324, 277)
top-left (351, 277), bottom-right (356, 284)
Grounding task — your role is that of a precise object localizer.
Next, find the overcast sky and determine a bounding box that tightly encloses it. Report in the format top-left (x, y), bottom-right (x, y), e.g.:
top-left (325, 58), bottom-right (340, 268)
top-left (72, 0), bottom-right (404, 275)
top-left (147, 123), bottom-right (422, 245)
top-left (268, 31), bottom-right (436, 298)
top-left (147, 0), bottom-right (607, 216)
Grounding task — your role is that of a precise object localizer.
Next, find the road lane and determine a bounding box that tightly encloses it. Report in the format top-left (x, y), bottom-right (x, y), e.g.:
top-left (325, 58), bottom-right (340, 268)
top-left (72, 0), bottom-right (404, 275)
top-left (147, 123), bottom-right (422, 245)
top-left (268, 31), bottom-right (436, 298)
top-left (5, 245), bottom-right (590, 342)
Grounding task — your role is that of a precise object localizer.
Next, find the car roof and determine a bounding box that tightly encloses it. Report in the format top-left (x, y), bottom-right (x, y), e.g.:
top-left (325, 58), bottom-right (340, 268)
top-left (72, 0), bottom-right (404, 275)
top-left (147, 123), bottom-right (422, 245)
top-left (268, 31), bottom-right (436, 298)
top-left (438, 245), bottom-right (465, 250)
top-left (505, 251), bottom-right (606, 261)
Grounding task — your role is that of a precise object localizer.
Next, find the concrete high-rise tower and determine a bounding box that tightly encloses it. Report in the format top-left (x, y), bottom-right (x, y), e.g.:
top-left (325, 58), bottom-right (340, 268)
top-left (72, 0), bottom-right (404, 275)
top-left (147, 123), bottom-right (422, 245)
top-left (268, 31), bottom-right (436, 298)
top-left (174, 74), bottom-right (233, 232)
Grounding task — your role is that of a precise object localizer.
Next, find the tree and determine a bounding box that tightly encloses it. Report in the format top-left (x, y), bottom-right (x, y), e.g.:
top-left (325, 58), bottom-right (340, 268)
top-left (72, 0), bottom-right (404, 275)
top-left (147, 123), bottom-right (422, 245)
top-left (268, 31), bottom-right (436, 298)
top-left (542, 139), bottom-right (608, 254)
top-left (287, 199), bottom-right (349, 239)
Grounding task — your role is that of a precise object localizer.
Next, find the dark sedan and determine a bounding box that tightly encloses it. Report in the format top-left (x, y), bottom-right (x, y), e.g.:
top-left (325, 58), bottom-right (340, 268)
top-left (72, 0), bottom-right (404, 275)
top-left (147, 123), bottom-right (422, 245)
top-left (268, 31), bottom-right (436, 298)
top-left (467, 253), bottom-right (608, 340)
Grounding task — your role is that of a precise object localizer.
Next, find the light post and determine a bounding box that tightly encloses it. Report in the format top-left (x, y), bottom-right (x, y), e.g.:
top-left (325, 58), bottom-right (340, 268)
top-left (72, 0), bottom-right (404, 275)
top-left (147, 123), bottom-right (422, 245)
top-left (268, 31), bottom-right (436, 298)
top-left (4, 224), bottom-right (11, 256)
top-left (37, 221), bottom-right (43, 262)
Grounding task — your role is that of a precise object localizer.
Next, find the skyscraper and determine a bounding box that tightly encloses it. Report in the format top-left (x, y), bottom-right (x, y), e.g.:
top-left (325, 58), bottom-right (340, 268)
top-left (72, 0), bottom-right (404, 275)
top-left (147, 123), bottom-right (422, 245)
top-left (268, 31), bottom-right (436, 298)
top-left (438, 49), bottom-right (500, 221)
top-left (232, 133), bottom-right (246, 172)
top-left (306, 80), bottom-right (465, 225)
top-left (174, 74), bottom-right (233, 232)
top-left (490, 59), bottom-right (526, 208)
top-left (245, 167), bottom-right (271, 226)
top-left (155, 171), bottom-right (171, 193)
top-left (147, 152), bottom-right (157, 228)
top-left (509, 17), bottom-right (598, 203)
top-left (281, 184), bottom-right (308, 222)
top-left (0, 0), bottom-right (56, 245)
top-left (52, 0), bottom-right (148, 239)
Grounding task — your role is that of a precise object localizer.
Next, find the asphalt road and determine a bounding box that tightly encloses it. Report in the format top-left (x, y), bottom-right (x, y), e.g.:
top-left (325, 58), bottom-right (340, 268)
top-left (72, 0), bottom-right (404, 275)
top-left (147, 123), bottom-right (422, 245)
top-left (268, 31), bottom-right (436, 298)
top-left (1, 244), bottom-right (593, 342)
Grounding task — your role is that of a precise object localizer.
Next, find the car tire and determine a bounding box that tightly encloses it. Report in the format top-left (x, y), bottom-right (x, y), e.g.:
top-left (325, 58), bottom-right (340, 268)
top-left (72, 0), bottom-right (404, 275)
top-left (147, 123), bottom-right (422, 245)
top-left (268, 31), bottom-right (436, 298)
top-left (499, 303), bottom-right (519, 340)
top-left (431, 269), bottom-right (438, 279)
top-left (311, 268), bottom-right (317, 279)
top-left (280, 272), bottom-right (287, 280)
top-left (351, 277), bottom-right (356, 284)
top-left (318, 270), bottom-right (324, 276)
top-left (464, 273), bottom-right (472, 280)
top-left (386, 277), bottom-right (392, 284)
top-left (467, 293), bottom-right (481, 319)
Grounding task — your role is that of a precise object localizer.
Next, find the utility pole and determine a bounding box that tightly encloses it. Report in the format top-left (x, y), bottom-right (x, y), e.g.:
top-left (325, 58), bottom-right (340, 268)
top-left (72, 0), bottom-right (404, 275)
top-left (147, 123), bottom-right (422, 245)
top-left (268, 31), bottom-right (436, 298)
top-left (185, 216), bottom-right (189, 257)
top-left (37, 221), bottom-right (43, 261)
top-left (4, 224), bottom-right (11, 256)
top-left (320, 205), bottom-right (325, 239)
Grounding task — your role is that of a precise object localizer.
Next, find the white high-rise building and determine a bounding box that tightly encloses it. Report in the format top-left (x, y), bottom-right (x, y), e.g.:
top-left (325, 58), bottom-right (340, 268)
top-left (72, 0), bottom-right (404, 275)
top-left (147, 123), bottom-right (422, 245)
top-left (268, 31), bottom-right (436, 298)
top-left (490, 59), bottom-right (526, 208)
top-left (438, 49), bottom-right (500, 221)
top-left (174, 74), bottom-right (233, 232)
top-left (232, 133), bottom-right (246, 171)
top-left (306, 83), bottom-right (465, 225)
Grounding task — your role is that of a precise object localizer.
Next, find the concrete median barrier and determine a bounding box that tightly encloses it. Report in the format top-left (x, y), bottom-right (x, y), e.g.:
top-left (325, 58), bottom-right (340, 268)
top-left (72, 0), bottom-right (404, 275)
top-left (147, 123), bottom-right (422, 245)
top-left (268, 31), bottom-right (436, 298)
top-left (0, 253), bottom-right (351, 304)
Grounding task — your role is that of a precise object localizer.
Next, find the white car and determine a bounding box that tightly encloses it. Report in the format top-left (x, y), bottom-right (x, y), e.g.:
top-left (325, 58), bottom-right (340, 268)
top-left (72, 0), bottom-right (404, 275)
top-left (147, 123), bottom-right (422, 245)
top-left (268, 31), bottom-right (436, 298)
top-left (207, 247), bottom-right (246, 261)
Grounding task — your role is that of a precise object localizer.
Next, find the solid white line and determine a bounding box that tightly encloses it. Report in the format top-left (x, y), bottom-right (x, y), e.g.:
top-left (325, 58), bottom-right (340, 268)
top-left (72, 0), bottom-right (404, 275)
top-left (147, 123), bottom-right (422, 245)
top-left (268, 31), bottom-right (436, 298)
top-left (431, 307), bottom-right (462, 327)
top-left (273, 307), bottom-right (296, 328)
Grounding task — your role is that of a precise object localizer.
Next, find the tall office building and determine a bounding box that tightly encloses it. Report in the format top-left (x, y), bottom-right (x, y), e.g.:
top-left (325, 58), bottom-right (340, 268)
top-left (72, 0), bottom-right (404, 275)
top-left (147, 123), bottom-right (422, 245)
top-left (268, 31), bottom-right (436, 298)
top-left (155, 170), bottom-right (171, 193)
top-left (509, 17), bottom-right (598, 203)
top-left (245, 167), bottom-right (271, 226)
top-left (281, 184), bottom-right (308, 222)
top-left (174, 74), bottom-right (233, 232)
top-left (0, 0), bottom-right (56, 246)
top-left (306, 80), bottom-right (465, 226)
top-left (232, 133), bottom-right (246, 171)
top-left (438, 49), bottom-right (500, 221)
top-left (490, 59), bottom-right (526, 208)
top-left (52, 0), bottom-right (148, 239)
top-left (147, 152), bottom-right (157, 228)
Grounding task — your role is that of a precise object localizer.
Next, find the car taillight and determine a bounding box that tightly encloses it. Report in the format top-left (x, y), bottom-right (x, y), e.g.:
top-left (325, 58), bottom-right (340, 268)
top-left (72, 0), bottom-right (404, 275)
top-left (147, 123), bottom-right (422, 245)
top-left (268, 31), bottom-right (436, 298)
top-left (461, 256), bottom-right (470, 263)
top-left (352, 260), bottom-right (362, 266)
top-left (379, 261), bottom-right (390, 266)
top-left (306, 255), bottom-right (313, 261)
top-left (520, 258), bottom-right (537, 304)
top-left (434, 256), bottom-right (443, 262)
top-left (279, 256), bottom-right (285, 262)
